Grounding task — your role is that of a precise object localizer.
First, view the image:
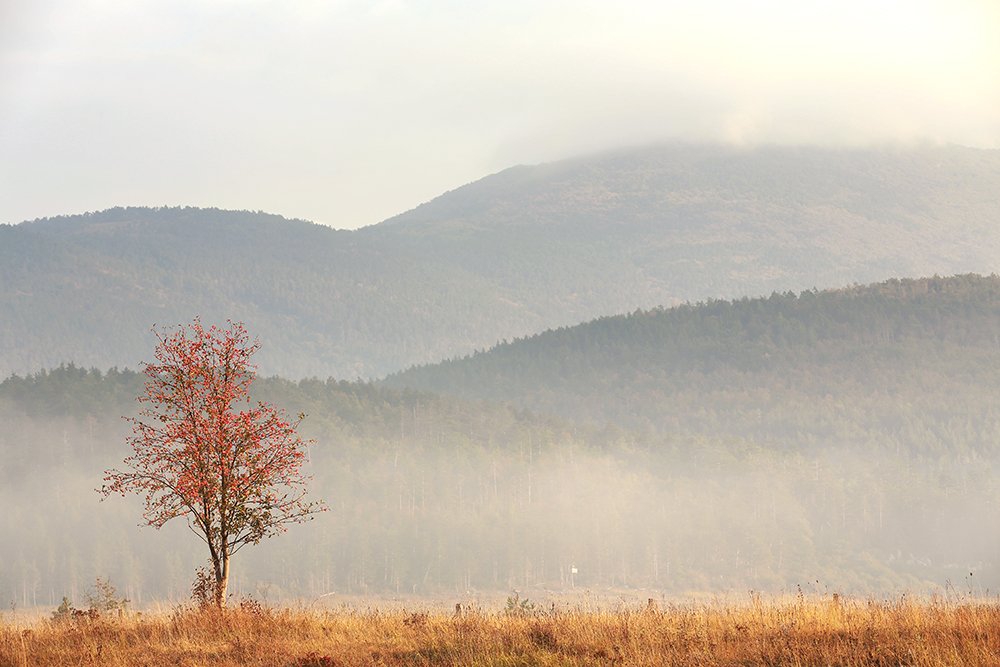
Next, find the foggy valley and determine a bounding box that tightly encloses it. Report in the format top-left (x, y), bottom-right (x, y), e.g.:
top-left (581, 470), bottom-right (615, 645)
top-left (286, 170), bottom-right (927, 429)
top-left (4, 270), bottom-right (1000, 609)
top-left (5, 2), bottom-right (1000, 664)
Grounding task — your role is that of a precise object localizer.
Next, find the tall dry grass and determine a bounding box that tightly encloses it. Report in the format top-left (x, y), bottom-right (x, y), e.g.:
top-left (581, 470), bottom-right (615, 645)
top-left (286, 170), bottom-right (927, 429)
top-left (2, 594), bottom-right (1000, 666)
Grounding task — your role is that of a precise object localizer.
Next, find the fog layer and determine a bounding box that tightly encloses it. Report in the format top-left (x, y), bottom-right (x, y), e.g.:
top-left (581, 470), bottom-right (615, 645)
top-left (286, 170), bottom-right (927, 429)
top-left (2, 368), bottom-right (996, 609)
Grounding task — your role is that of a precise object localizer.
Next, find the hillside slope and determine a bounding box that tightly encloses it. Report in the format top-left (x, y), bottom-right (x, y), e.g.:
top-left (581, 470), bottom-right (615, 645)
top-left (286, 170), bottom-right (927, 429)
top-left (386, 274), bottom-right (1000, 456)
top-left (361, 143), bottom-right (1000, 317)
top-left (4, 143), bottom-right (999, 379)
top-left (1, 207), bottom-right (532, 378)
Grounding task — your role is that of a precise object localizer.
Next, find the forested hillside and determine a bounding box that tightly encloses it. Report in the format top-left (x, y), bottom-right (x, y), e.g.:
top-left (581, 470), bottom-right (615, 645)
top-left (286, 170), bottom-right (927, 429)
top-left (3, 363), bottom-right (1000, 606)
top-left (362, 143), bottom-right (1000, 317)
top-left (4, 143), bottom-right (1000, 380)
top-left (387, 274), bottom-right (1000, 456)
top-left (1, 208), bottom-right (529, 379)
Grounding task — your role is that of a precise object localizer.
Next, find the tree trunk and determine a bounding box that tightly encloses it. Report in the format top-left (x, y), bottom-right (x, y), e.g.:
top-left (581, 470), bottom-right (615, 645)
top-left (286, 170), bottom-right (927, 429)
top-left (215, 552), bottom-right (230, 607)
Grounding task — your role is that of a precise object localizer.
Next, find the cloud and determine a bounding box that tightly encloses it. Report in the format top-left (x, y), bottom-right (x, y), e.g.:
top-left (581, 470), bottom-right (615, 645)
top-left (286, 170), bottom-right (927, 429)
top-left (1, 0), bottom-right (997, 228)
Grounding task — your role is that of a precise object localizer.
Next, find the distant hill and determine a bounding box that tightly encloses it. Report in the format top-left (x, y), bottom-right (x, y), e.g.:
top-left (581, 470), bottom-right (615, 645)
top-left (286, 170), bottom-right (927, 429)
top-left (0, 207), bottom-right (530, 378)
top-left (4, 143), bottom-right (999, 378)
top-left (386, 274), bottom-right (1000, 456)
top-left (360, 143), bottom-right (1000, 318)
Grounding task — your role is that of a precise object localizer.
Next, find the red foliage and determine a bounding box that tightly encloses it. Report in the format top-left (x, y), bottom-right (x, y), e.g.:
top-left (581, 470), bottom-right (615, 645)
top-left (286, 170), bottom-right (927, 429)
top-left (100, 319), bottom-right (323, 603)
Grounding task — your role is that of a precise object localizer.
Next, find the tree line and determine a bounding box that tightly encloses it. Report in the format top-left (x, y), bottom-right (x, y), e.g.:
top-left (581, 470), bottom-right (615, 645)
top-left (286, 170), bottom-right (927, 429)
top-left (2, 360), bottom-right (998, 607)
top-left (387, 274), bottom-right (1000, 457)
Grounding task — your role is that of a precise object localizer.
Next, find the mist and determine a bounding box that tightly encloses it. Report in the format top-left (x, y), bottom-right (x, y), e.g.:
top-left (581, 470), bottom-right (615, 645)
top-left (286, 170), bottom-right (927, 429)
top-left (3, 368), bottom-right (998, 612)
top-left (1, 0), bottom-right (998, 614)
top-left (2, 0), bottom-right (998, 228)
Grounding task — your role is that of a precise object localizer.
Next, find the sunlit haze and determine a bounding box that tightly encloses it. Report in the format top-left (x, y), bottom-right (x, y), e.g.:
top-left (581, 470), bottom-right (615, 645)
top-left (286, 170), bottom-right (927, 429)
top-left (1, 0), bottom-right (997, 228)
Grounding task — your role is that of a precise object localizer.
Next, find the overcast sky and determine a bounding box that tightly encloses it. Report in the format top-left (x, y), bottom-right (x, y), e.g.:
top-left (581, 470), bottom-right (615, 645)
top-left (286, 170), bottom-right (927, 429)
top-left (1, 0), bottom-right (997, 229)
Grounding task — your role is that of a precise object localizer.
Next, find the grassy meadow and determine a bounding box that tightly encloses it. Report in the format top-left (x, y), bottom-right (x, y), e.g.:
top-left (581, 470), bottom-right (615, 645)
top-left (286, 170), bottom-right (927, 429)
top-left (3, 594), bottom-right (1000, 666)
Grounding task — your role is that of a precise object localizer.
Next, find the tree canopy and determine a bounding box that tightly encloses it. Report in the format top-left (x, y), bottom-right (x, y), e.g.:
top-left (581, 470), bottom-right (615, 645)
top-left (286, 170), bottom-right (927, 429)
top-left (100, 320), bottom-right (321, 605)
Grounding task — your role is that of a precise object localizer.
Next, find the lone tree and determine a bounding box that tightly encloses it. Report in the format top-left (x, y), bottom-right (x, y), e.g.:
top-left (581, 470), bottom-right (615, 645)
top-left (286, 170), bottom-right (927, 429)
top-left (101, 319), bottom-right (322, 606)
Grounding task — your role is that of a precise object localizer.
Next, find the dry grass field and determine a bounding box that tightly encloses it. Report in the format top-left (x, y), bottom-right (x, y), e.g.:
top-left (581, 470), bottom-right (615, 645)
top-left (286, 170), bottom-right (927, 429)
top-left (3, 594), bottom-right (1000, 666)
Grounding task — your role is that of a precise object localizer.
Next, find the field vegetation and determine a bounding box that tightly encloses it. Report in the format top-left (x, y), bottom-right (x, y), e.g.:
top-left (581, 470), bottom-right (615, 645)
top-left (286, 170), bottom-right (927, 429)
top-left (3, 594), bottom-right (1000, 666)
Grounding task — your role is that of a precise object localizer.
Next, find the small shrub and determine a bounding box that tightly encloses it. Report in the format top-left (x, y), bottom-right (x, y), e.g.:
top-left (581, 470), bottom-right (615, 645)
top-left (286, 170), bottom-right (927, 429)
top-left (50, 597), bottom-right (74, 623)
top-left (529, 621), bottom-right (558, 650)
top-left (403, 612), bottom-right (428, 628)
top-left (71, 608), bottom-right (99, 622)
top-left (191, 566), bottom-right (223, 609)
top-left (238, 596), bottom-right (268, 617)
top-left (85, 576), bottom-right (129, 615)
top-left (504, 592), bottom-right (536, 617)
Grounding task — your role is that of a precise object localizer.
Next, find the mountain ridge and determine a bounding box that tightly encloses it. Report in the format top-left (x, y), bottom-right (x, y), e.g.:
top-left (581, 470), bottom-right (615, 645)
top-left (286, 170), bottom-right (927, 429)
top-left (385, 273), bottom-right (1000, 457)
top-left (4, 143), bottom-right (999, 380)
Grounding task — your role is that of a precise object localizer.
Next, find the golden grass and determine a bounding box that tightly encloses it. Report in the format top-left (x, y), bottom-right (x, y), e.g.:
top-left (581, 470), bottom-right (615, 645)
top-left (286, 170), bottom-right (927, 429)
top-left (3, 595), bottom-right (1000, 666)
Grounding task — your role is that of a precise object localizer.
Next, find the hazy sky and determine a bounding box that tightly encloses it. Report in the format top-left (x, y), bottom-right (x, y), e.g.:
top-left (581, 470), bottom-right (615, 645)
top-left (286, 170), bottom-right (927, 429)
top-left (1, 0), bottom-right (997, 229)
